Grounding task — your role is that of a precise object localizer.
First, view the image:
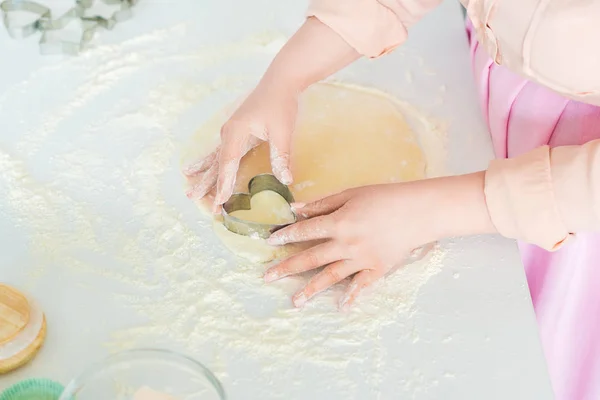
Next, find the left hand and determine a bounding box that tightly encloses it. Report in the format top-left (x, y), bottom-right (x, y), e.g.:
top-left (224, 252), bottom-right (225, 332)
top-left (264, 173), bottom-right (495, 311)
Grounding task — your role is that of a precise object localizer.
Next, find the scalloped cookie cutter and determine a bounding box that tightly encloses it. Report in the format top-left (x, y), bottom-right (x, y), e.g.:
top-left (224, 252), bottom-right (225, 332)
top-left (0, 0), bottom-right (138, 55)
top-left (221, 174), bottom-right (297, 239)
top-left (39, 19), bottom-right (98, 55)
top-left (80, 0), bottom-right (135, 30)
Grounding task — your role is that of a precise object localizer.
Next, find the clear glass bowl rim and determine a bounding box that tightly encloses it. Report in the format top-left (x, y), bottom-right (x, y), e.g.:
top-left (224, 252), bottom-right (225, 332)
top-left (58, 348), bottom-right (227, 400)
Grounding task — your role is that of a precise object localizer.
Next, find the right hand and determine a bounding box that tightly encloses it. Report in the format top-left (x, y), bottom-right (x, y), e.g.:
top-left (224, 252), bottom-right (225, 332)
top-left (184, 81), bottom-right (299, 212)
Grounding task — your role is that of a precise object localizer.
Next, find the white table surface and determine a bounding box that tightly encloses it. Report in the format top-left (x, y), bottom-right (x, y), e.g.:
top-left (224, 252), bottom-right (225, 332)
top-left (0, 0), bottom-right (554, 398)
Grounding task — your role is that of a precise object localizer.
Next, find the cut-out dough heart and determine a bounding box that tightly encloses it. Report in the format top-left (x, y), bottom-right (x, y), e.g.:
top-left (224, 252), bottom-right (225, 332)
top-left (230, 190), bottom-right (295, 225)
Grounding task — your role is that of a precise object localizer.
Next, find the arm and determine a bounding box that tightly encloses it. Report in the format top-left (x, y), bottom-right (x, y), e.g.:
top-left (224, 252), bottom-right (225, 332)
top-left (263, 0), bottom-right (446, 93)
top-left (206, 17), bottom-right (361, 206)
top-left (485, 140), bottom-right (600, 250)
top-left (260, 17), bottom-right (360, 93)
top-left (208, 0), bottom-right (448, 207)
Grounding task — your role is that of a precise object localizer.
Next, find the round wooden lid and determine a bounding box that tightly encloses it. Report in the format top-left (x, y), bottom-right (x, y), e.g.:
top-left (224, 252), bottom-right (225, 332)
top-left (0, 284), bottom-right (31, 346)
top-left (0, 316), bottom-right (47, 375)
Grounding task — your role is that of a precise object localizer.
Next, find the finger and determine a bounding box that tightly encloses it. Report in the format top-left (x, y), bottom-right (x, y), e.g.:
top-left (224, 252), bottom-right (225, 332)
top-left (267, 214), bottom-right (337, 246)
top-left (338, 268), bottom-right (385, 312)
top-left (204, 186), bottom-right (217, 205)
top-left (213, 128), bottom-right (255, 210)
top-left (182, 147), bottom-right (219, 177)
top-left (264, 241), bottom-right (345, 282)
top-left (292, 260), bottom-right (359, 308)
top-left (186, 163), bottom-right (218, 200)
top-left (197, 186), bottom-right (217, 212)
top-left (292, 191), bottom-right (351, 220)
top-left (268, 130), bottom-right (293, 185)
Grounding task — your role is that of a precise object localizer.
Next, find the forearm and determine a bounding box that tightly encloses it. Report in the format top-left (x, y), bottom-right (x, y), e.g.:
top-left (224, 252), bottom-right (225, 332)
top-left (427, 172), bottom-right (497, 239)
top-left (260, 17), bottom-right (360, 93)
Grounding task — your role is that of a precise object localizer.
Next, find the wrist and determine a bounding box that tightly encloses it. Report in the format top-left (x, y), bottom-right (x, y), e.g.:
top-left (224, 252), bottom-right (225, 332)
top-left (430, 172), bottom-right (497, 239)
top-left (258, 70), bottom-right (304, 97)
top-left (259, 17), bottom-right (360, 95)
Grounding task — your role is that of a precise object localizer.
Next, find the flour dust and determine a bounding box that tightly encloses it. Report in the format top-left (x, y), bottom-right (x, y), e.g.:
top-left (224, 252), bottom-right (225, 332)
top-left (0, 22), bottom-right (447, 398)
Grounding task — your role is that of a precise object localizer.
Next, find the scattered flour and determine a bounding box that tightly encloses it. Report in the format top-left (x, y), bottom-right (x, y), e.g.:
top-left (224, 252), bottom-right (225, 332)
top-left (0, 22), bottom-right (448, 398)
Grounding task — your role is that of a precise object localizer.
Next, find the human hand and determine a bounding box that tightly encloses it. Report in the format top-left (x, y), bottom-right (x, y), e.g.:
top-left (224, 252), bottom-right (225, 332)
top-left (264, 172), bottom-right (496, 311)
top-left (183, 81), bottom-right (298, 211)
top-left (183, 17), bottom-right (361, 211)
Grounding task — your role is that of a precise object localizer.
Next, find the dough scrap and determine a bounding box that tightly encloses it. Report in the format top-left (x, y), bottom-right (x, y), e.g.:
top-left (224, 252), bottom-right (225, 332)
top-left (184, 82), bottom-right (428, 263)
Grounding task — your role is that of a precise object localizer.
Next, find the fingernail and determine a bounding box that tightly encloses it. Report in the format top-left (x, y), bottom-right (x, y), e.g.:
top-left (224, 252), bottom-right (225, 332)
top-left (267, 235), bottom-right (284, 246)
top-left (290, 202), bottom-right (305, 211)
top-left (340, 302), bottom-right (351, 313)
top-left (264, 270), bottom-right (279, 283)
top-left (293, 293), bottom-right (307, 308)
top-left (339, 294), bottom-right (351, 312)
top-left (182, 163), bottom-right (197, 176)
top-left (281, 169), bottom-right (293, 185)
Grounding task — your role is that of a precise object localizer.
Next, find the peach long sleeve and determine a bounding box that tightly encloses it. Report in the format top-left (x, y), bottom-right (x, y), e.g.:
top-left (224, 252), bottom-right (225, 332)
top-left (308, 0), bottom-right (600, 103)
top-left (486, 141), bottom-right (600, 250)
top-left (308, 0), bottom-right (600, 250)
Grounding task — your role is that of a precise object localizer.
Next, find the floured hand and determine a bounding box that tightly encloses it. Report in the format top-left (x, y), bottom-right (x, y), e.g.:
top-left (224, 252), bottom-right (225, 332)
top-left (182, 17), bottom-right (361, 212)
top-left (183, 81), bottom-right (299, 212)
top-left (264, 173), bottom-right (496, 311)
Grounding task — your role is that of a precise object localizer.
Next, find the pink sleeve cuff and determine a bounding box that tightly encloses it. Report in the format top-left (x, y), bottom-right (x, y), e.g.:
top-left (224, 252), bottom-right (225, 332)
top-left (484, 146), bottom-right (571, 251)
top-left (307, 0), bottom-right (408, 58)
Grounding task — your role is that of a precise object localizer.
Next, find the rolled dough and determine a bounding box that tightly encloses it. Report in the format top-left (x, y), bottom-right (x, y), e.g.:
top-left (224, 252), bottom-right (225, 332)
top-left (185, 82), bottom-right (428, 263)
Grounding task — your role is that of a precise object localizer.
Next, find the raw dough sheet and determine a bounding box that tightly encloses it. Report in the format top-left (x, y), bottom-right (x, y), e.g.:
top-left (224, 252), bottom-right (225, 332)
top-left (184, 82), bottom-right (429, 262)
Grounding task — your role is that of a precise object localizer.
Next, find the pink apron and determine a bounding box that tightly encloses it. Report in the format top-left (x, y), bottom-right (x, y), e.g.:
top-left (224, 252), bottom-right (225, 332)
top-left (467, 20), bottom-right (600, 400)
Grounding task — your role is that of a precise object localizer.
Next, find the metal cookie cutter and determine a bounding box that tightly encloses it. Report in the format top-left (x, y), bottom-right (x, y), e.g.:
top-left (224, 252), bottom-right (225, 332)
top-left (39, 19), bottom-right (98, 55)
top-left (221, 174), bottom-right (297, 239)
top-left (0, 0), bottom-right (139, 55)
top-left (80, 0), bottom-right (135, 30)
top-left (38, 2), bottom-right (96, 56)
top-left (0, 1), bottom-right (51, 39)
top-left (1, 0), bottom-right (90, 55)
top-left (41, 2), bottom-right (86, 30)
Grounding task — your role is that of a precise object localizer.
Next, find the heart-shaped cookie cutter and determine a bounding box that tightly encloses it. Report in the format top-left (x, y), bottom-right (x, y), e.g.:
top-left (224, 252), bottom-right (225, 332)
top-left (221, 174), bottom-right (297, 239)
top-left (0, 1), bottom-right (51, 39)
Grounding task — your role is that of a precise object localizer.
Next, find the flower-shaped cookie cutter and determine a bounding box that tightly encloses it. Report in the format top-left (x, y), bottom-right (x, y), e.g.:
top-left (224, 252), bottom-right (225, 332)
top-left (0, 0), bottom-right (138, 55)
top-left (80, 0), bottom-right (135, 30)
top-left (39, 18), bottom-right (99, 56)
top-left (221, 174), bottom-right (297, 239)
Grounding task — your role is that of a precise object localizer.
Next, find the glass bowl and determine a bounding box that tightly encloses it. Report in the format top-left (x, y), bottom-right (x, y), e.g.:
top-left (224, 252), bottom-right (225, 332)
top-left (59, 349), bottom-right (226, 400)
